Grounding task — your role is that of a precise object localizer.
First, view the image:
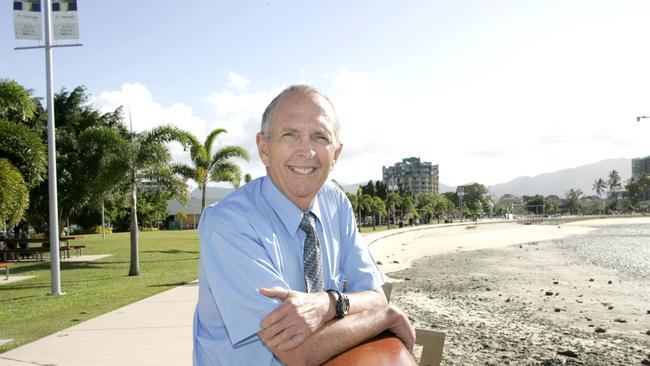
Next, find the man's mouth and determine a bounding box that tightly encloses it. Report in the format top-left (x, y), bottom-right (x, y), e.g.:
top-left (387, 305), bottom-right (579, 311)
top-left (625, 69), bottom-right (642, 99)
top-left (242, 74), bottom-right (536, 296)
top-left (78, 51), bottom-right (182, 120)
top-left (289, 166), bottom-right (317, 175)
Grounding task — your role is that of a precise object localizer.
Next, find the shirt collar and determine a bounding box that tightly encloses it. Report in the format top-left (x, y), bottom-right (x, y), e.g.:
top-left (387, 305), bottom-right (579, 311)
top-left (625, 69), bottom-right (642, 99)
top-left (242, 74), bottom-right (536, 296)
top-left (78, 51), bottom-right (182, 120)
top-left (261, 176), bottom-right (323, 237)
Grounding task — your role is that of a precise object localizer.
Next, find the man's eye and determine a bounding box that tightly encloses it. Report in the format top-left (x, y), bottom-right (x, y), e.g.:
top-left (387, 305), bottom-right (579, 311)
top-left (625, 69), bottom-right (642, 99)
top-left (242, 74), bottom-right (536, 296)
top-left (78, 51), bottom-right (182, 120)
top-left (281, 132), bottom-right (298, 139)
top-left (314, 135), bottom-right (330, 143)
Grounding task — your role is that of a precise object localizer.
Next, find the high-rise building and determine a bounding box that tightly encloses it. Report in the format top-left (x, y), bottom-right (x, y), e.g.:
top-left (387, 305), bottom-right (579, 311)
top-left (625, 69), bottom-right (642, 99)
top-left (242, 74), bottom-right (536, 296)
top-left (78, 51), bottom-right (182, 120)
top-left (382, 157), bottom-right (439, 194)
top-left (632, 155), bottom-right (650, 180)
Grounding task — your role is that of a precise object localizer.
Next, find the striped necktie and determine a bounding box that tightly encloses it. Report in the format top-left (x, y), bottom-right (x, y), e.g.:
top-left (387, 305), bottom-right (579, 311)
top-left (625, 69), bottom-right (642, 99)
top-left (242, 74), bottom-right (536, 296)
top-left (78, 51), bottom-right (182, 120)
top-left (299, 212), bottom-right (324, 293)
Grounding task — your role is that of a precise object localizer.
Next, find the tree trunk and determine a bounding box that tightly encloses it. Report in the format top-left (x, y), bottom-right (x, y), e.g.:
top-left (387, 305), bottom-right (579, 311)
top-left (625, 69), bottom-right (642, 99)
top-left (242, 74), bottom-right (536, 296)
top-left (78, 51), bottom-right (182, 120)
top-left (101, 200), bottom-right (105, 239)
top-left (129, 171), bottom-right (140, 276)
top-left (201, 184), bottom-right (206, 213)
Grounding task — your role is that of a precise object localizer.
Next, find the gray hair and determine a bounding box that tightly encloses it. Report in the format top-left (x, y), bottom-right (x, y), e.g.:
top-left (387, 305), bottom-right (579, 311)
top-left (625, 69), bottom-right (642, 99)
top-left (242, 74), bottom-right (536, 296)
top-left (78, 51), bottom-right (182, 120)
top-left (260, 84), bottom-right (341, 145)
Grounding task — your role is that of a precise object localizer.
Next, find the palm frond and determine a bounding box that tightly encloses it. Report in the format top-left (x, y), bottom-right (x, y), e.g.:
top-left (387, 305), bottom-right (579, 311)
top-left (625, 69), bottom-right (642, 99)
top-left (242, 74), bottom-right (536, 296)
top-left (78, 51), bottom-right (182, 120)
top-left (204, 128), bottom-right (228, 156)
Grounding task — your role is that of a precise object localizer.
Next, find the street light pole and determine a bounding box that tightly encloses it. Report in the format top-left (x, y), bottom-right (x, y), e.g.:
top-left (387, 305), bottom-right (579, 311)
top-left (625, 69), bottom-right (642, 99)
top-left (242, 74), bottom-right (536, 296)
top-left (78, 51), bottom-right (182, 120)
top-left (636, 116), bottom-right (649, 122)
top-left (458, 186), bottom-right (465, 222)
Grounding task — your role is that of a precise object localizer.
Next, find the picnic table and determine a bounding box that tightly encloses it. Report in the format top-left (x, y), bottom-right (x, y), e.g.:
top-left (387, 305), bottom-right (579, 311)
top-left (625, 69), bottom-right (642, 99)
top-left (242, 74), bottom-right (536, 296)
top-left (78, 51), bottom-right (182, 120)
top-left (0, 236), bottom-right (80, 262)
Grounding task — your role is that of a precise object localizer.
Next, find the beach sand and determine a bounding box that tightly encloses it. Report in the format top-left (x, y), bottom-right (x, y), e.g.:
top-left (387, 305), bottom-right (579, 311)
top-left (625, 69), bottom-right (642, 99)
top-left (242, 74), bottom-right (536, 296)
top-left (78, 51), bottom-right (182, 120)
top-left (368, 217), bottom-right (650, 366)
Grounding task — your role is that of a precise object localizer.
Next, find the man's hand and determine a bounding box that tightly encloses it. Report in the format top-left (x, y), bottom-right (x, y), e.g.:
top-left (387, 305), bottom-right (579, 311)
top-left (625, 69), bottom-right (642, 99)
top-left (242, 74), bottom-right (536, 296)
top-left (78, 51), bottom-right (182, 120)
top-left (257, 287), bottom-right (333, 351)
top-left (385, 304), bottom-right (416, 352)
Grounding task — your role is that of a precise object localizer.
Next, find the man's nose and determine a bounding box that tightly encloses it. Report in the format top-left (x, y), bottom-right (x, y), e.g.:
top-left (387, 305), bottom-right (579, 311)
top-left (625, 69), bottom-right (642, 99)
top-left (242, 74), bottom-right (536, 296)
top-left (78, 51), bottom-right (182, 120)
top-left (295, 137), bottom-right (316, 157)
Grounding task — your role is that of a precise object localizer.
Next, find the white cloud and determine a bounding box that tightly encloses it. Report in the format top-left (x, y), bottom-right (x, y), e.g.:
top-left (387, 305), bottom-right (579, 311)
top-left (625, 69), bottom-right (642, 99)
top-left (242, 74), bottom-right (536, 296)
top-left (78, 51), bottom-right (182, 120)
top-left (227, 72), bottom-right (251, 90)
top-left (94, 53), bottom-right (650, 191)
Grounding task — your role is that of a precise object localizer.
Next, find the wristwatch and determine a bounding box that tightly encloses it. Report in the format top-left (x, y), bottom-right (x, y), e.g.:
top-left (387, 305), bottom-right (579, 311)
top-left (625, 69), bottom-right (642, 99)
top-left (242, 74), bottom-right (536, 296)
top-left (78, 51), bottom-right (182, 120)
top-left (326, 289), bottom-right (349, 319)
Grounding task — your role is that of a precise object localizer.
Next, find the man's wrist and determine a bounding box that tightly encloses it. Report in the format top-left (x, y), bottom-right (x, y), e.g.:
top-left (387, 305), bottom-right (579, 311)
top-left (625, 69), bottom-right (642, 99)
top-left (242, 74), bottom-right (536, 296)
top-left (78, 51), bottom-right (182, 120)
top-left (326, 289), bottom-right (349, 319)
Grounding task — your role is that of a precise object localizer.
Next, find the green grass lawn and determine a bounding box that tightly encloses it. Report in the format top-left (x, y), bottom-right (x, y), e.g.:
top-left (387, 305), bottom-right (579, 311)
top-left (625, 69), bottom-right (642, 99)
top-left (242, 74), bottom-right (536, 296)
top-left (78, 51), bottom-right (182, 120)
top-left (0, 230), bottom-right (200, 353)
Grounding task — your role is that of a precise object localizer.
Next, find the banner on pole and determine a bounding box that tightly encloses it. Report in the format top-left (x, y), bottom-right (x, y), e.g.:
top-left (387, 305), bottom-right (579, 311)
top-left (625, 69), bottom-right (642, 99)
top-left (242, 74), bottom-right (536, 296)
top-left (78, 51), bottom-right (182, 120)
top-left (13, 0), bottom-right (42, 40)
top-left (52, 0), bottom-right (79, 39)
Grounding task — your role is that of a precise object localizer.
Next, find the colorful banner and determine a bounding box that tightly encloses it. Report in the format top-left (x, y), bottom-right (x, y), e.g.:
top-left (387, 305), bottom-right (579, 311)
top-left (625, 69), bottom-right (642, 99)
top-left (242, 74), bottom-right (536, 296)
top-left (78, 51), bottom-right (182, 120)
top-left (52, 0), bottom-right (79, 39)
top-left (13, 0), bottom-right (42, 40)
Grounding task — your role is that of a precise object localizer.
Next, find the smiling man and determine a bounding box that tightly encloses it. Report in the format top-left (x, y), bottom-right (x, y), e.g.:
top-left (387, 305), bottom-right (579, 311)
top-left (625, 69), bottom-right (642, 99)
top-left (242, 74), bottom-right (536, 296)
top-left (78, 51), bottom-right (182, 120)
top-left (193, 84), bottom-right (415, 365)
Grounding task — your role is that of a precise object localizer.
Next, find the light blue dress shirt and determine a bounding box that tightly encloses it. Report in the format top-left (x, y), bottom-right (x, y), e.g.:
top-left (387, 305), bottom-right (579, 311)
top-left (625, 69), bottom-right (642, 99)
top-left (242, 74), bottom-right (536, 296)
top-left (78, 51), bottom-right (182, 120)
top-left (193, 177), bottom-right (385, 365)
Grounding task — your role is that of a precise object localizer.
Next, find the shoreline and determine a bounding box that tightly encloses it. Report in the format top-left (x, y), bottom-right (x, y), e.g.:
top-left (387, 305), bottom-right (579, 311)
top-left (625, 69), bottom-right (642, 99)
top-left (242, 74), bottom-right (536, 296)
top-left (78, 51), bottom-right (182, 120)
top-left (368, 216), bottom-right (650, 365)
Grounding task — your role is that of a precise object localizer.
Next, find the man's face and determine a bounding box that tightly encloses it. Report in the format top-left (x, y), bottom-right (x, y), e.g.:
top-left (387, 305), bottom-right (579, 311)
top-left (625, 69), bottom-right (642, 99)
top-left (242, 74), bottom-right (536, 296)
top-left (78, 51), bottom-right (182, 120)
top-left (257, 92), bottom-right (342, 211)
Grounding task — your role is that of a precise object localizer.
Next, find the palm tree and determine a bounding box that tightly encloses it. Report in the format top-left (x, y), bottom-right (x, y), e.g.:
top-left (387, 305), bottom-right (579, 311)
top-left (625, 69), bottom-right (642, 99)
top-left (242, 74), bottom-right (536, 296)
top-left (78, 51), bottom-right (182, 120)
top-left (80, 124), bottom-right (190, 276)
top-left (385, 192), bottom-right (401, 228)
top-left (371, 196), bottom-right (387, 230)
top-left (126, 125), bottom-right (191, 275)
top-left (592, 178), bottom-right (607, 214)
top-left (0, 80), bottom-right (46, 227)
top-left (592, 178), bottom-right (606, 198)
top-left (607, 170), bottom-right (622, 193)
top-left (173, 128), bottom-right (249, 212)
top-left (0, 158), bottom-right (29, 226)
top-left (0, 78), bottom-right (37, 123)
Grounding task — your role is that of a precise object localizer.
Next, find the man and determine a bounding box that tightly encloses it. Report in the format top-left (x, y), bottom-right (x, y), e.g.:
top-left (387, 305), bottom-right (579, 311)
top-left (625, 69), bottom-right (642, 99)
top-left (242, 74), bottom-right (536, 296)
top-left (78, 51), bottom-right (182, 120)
top-left (193, 84), bottom-right (415, 365)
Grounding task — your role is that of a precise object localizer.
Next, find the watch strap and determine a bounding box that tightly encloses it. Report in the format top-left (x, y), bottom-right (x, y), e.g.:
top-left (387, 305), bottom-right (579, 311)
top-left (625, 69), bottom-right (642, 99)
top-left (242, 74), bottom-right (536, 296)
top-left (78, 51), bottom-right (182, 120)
top-left (326, 289), bottom-right (348, 319)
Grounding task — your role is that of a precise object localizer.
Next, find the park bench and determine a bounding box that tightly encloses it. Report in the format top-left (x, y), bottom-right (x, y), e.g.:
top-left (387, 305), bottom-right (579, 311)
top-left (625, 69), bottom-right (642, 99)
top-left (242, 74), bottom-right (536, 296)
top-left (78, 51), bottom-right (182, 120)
top-left (383, 282), bottom-right (446, 366)
top-left (0, 262), bottom-right (15, 280)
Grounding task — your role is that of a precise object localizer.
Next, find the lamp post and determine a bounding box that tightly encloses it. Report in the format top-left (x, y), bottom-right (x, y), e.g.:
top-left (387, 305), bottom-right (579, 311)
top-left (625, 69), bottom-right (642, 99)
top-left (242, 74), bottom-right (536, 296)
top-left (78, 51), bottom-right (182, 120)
top-left (636, 116), bottom-right (649, 122)
top-left (457, 186), bottom-right (465, 222)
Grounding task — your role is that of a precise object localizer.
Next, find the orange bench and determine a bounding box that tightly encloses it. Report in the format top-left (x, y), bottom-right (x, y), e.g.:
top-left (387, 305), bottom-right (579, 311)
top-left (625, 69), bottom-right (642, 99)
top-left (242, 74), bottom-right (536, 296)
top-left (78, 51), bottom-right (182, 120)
top-left (1, 262), bottom-right (15, 280)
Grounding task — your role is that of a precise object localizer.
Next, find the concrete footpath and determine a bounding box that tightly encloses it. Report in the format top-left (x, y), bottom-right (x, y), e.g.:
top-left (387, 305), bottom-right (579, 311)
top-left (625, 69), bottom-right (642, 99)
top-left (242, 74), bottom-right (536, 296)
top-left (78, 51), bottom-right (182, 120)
top-left (1, 217), bottom-right (643, 365)
top-left (0, 283), bottom-right (197, 366)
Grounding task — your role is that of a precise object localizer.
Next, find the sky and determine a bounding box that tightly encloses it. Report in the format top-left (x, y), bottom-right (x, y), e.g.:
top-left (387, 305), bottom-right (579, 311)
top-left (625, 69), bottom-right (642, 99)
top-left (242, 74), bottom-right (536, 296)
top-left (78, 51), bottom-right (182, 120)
top-left (2, 0), bottom-right (650, 189)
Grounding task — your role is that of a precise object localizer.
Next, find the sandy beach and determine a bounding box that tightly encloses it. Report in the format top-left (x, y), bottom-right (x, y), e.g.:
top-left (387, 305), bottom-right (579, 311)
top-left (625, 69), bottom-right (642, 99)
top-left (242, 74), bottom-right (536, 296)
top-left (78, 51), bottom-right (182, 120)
top-left (369, 217), bottom-right (650, 366)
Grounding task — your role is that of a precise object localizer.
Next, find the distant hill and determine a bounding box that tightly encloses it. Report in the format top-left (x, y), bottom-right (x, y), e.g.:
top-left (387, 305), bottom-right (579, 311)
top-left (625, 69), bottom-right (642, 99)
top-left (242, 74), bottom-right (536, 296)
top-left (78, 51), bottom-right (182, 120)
top-left (489, 158), bottom-right (631, 197)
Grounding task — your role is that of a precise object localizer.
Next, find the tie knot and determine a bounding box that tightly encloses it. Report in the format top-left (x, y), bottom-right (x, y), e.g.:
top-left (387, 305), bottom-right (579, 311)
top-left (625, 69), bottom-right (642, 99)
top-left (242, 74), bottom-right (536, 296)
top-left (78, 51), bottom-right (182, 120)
top-left (299, 212), bottom-right (316, 234)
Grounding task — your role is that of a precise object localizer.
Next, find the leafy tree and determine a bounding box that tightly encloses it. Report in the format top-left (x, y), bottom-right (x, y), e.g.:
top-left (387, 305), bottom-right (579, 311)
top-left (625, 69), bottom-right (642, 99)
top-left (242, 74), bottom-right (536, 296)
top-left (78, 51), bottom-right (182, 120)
top-left (0, 159), bottom-right (29, 226)
top-left (398, 183), bottom-right (413, 198)
top-left (626, 175), bottom-right (650, 211)
top-left (565, 188), bottom-right (583, 214)
top-left (0, 81), bottom-right (47, 227)
top-left (25, 87), bottom-right (126, 234)
top-left (415, 192), bottom-right (434, 223)
top-left (359, 194), bottom-right (374, 226)
top-left (524, 195), bottom-right (545, 215)
top-left (173, 128), bottom-right (249, 212)
top-left (244, 173), bottom-right (252, 183)
top-left (0, 79), bottom-right (37, 123)
top-left (374, 180), bottom-right (388, 201)
top-left (361, 180), bottom-right (376, 197)
top-left (433, 194), bottom-right (454, 222)
top-left (401, 195), bottom-right (417, 221)
top-left (0, 120), bottom-right (47, 189)
top-left (460, 183), bottom-right (488, 219)
top-left (345, 192), bottom-right (358, 216)
top-left (544, 195), bottom-right (561, 215)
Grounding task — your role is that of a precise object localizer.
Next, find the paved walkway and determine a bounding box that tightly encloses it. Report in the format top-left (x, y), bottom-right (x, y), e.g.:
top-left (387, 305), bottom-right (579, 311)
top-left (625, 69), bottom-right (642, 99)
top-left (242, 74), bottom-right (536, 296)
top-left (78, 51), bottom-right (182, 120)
top-left (0, 282), bottom-right (197, 366)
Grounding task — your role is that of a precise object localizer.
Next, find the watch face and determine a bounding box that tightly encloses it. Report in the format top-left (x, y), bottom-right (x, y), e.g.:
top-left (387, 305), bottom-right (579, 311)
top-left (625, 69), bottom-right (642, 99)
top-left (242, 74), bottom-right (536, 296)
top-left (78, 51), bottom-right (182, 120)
top-left (340, 294), bottom-right (350, 315)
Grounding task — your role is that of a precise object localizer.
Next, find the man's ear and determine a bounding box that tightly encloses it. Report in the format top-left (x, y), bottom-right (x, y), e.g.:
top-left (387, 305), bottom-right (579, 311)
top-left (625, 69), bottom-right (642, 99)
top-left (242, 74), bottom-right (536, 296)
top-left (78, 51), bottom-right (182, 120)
top-left (256, 132), bottom-right (270, 167)
top-left (331, 143), bottom-right (343, 171)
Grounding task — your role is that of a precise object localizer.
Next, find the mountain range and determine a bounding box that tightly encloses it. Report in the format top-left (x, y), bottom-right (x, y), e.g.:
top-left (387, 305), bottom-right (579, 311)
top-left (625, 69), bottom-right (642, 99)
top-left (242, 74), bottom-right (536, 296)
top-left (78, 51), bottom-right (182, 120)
top-left (194, 158), bottom-right (632, 200)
